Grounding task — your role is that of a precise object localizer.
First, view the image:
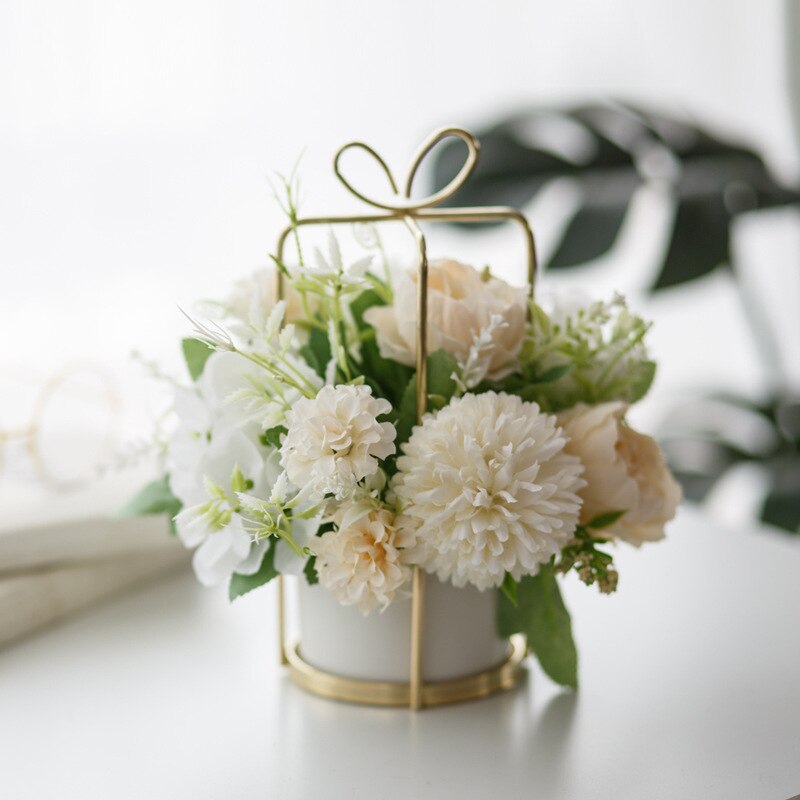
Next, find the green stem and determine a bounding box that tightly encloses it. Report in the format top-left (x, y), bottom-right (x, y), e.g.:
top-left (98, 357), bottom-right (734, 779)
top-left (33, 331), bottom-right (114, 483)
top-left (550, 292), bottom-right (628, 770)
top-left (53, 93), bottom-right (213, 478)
top-left (329, 277), bottom-right (352, 382)
top-left (240, 350), bottom-right (316, 398)
top-left (594, 326), bottom-right (648, 396)
top-left (277, 530), bottom-right (305, 558)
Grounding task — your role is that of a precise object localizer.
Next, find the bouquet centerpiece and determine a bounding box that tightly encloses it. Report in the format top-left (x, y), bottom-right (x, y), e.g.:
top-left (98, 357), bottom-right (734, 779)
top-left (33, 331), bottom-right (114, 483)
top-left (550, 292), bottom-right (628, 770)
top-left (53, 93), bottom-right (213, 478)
top-left (129, 127), bottom-right (681, 708)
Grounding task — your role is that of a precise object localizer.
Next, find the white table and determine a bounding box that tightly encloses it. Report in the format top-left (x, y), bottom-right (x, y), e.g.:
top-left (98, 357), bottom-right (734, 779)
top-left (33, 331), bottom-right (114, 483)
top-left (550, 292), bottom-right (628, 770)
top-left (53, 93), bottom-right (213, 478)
top-left (1, 506), bottom-right (799, 800)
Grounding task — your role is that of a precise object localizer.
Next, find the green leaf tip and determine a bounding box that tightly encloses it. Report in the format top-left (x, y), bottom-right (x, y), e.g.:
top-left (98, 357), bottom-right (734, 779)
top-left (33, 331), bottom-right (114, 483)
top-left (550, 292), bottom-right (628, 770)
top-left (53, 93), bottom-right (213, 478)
top-left (182, 337), bottom-right (214, 381)
top-left (119, 476), bottom-right (182, 521)
top-left (261, 426), bottom-right (287, 449)
top-left (586, 510), bottom-right (625, 529)
top-left (500, 573), bottom-right (518, 606)
top-left (229, 543), bottom-right (278, 601)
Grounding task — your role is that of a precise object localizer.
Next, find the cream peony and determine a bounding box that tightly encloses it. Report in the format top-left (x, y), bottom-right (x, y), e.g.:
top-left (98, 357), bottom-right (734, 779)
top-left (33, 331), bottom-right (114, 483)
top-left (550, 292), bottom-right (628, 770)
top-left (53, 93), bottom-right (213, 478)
top-left (364, 259), bottom-right (527, 381)
top-left (280, 384), bottom-right (396, 501)
top-left (393, 391), bottom-right (585, 590)
top-left (313, 507), bottom-right (413, 614)
top-left (557, 401), bottom-right (681, 546)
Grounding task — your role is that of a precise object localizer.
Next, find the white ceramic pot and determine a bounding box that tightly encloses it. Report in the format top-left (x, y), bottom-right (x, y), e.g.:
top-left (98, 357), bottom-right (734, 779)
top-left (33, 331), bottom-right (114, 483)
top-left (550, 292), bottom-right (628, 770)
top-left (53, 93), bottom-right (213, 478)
top-left (297, 576), bottom-right (509, 682)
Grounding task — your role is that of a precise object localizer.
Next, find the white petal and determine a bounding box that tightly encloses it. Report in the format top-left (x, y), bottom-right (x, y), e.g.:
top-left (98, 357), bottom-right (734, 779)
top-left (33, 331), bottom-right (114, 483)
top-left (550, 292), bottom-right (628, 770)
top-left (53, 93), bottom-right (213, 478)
top-left (192, 530), bottom-right (241, 587)
top-left (174, 507), bottom-right (211, 548)
top-left (274, 539), bottom-right (305, 575)
top-left (235, 541), bottom-right (268, 576)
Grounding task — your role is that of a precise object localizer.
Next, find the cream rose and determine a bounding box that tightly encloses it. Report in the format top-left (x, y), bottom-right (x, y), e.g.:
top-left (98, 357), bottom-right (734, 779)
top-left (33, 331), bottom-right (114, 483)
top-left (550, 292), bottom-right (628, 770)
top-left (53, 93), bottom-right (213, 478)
top-left (557, 401), bottom-right (681, 546)
top-left (363, 259), bottom-right (526, 381)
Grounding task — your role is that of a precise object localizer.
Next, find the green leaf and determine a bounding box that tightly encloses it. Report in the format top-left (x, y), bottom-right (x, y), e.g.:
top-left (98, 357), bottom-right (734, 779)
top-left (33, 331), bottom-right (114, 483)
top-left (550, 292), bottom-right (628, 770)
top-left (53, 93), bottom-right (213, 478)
top-left (119, 476), bottom-right (182, 520)
top-left (535, 363), bottom-right (573, 384)
top-left (229, 542), bottom-right (278, 601)
top-left (497, 565), bottom-right (578, 688)
top-left (585, 510), bottom-right (625, 529)
top-left (230, 465), bottom-right (247, 493)
top-left (261, 426), bottom-right (287, 448)
top-left (426, 349), bottom-right (458, 410)
top-left (500, 573), bottom-right (518, 606)
top-left (629, 360), bottom-right (656, 403)
top-left (299, 344), bottom-right (321, 376)
top-left (303, 555), bottom-right (319, 585)
top-left (182, 338), bottom-right (213, 381)
top-left (531, 303), bottom-right (552, 336)
top-left (394, 376), bottom-right (418, 449)
top-left (363, 342), bottom-right (413, 406)
top-left (306, 326), bottom-right (332, 378)
top-left (350, 288), bottom-right (386, 329)
top-left (392, 349), bottom-right (460, 449)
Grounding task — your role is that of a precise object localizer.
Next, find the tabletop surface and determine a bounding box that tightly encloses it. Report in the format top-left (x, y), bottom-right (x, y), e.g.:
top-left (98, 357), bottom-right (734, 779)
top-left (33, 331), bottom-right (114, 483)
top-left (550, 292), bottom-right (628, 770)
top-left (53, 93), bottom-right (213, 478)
top-left (1, 505), bottom-right (799, 800)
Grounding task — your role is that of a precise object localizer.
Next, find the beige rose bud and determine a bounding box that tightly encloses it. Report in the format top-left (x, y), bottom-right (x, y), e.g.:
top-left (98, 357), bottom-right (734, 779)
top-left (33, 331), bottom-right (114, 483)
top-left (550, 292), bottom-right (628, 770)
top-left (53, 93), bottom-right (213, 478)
top-left (557, 401), bottom-right (681, 546)
top-left (364, 259), bottom-right (526, 381)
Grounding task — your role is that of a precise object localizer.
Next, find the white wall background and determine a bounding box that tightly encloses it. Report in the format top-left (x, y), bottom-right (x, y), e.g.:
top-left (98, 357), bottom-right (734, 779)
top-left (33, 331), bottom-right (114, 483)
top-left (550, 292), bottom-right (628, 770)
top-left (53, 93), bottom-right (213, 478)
top-left (0, 0), bottom-right (797, 440)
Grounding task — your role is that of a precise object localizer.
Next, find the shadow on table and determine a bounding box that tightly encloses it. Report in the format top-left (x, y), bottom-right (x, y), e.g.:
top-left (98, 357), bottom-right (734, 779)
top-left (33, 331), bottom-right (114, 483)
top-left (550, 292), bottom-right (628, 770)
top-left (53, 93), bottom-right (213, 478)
top-left (273, 668), bottom-right (578, 797)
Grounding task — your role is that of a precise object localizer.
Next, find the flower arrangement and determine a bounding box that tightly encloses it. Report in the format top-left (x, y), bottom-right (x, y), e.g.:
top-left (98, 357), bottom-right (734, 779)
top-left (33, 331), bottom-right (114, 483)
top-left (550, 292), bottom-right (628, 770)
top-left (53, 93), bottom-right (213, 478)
top-left (128, 130), bottom-right (681, 692)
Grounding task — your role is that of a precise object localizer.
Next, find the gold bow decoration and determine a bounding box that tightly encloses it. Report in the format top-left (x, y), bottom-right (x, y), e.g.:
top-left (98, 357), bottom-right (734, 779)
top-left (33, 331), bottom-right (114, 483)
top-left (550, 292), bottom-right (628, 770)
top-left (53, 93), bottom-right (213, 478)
top-left (333, 126), bottom-right (481, 212)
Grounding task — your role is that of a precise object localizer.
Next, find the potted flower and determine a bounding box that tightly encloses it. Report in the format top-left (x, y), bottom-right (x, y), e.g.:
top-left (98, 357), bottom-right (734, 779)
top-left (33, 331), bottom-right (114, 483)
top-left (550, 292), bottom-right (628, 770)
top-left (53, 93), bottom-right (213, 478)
top-left (127, 128), bottom-right (681, 707)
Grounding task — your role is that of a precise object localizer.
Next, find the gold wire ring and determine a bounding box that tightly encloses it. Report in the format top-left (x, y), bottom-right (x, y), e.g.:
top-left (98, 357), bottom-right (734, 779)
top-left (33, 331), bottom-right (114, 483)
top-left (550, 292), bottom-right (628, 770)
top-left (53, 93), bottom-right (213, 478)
top-left (285, 635), bottom-right (527, 708)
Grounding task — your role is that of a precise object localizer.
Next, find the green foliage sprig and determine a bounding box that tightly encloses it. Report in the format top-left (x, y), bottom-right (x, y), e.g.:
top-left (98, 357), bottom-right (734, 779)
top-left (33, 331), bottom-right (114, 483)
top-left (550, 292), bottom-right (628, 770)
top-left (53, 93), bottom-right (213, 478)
top-left (509, 296), bottom-right (656, 412)
top-left (555, 511), bottom-right (623, 595)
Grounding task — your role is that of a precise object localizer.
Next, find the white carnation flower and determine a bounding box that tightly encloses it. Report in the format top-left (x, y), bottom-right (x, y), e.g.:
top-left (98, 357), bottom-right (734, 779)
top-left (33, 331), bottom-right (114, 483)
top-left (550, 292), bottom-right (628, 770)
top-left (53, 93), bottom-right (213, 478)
top-left (393, 391), bottom-right (585, 590)
top-left (313, 507), bottom-right (413, 614)
top-left (280, 384), bottom-right (396, 501)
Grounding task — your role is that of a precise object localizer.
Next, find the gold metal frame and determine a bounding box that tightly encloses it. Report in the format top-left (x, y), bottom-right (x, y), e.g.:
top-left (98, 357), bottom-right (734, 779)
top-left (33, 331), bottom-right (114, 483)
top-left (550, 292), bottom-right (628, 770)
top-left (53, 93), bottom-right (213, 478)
top-left (273, 126), bottom-right (538, 709)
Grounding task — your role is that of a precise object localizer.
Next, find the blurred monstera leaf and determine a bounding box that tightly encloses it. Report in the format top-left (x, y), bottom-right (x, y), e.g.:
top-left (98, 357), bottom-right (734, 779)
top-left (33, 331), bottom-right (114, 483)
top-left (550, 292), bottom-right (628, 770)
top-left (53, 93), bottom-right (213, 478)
top-left (660, 394), bottom-right (800, 534)
top-left (431, 104), bottom-right (800, 290)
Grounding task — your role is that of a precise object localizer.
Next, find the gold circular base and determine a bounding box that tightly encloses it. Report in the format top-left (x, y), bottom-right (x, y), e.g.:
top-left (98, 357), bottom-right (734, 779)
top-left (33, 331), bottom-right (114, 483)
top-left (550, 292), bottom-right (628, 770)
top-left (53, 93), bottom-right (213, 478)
top-left (285, 635), bottom-right (527, 708)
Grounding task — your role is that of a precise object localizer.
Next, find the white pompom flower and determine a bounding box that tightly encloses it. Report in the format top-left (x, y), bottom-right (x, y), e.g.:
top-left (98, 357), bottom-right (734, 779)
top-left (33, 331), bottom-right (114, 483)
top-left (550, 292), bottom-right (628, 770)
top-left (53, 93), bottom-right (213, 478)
top-left (280, 384), bottom-right (396, 501)
top-left (313, 507), bottom-right (413, 614)
top-left (393, 391), bottom-right (585, 590)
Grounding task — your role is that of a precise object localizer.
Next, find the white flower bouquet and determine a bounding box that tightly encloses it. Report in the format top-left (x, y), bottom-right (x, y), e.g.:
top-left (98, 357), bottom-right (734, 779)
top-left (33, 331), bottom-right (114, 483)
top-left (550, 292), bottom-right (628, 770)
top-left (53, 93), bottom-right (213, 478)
top-left (129, 128), bottom-right (681, 696)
